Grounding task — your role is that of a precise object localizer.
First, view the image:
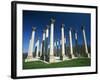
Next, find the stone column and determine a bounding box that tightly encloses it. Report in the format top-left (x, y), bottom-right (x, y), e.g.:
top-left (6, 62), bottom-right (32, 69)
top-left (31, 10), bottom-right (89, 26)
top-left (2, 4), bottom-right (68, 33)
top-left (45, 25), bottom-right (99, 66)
top-left (41, 30), bottom-right (46, 61)
top-left (49, 18), bottom-right (55, 63)
top-left (74, 30), bottom-right (79, 57)
top-left (82, 26), bottom-right (90, 58)
top-left (61, 24), bottom-right (67, 60)
top-left (45, 25), bottom-right (49, 61)
top-left (30, 27), bottom-right (36, 57)
top-left (69, 28), bottom-right (75, 59)
top-left (25, 27), bottom-right (36, 62)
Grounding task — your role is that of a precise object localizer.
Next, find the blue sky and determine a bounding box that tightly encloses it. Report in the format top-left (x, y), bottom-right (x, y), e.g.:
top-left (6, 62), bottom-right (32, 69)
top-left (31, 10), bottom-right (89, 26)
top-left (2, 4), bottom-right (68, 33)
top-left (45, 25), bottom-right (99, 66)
top-left (23, 10), bottom-right (91, 53)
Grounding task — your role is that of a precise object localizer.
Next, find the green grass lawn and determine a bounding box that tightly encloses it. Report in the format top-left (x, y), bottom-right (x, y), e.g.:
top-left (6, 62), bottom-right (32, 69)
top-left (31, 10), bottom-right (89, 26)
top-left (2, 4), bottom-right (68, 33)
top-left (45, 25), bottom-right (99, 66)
top-left (23, 57), bottom-right (90, 69)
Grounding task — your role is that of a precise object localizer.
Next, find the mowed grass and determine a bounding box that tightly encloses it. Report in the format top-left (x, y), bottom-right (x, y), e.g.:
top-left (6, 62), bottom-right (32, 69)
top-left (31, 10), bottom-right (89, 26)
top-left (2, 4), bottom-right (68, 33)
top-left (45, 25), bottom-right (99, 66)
top-left (23, 57), bottom-right (90, 69)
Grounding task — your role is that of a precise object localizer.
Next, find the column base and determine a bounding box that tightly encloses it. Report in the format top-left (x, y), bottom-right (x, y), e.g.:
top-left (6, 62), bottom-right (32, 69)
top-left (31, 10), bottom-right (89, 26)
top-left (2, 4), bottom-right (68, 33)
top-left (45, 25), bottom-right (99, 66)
top-left (27, 55), bottom-right (33, 59)
top-left (35, 56), bottom-right (40, 59)
top-left (55, 56), bottom-right (60, 60)
top-left (49, 55), bottom-right (55, 63)
top-left (25, 58), bottom-right (34, 62)
top-left (61, 55), bottom-right (69, 61)
top-left (25, 56), bottom-right (40, 62)
top-left (71, 54), bottom-right (76, 59)
top-left (87, 53), bottom-right (91, 58)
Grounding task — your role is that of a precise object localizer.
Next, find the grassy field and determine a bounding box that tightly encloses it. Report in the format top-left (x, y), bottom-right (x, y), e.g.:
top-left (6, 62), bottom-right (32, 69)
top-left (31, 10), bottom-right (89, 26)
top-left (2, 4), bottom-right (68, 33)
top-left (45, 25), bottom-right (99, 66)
top-left (23, 57), bottom-right (91, 69)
